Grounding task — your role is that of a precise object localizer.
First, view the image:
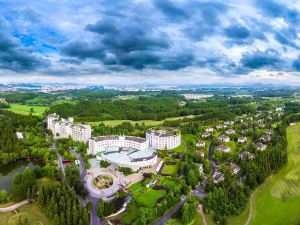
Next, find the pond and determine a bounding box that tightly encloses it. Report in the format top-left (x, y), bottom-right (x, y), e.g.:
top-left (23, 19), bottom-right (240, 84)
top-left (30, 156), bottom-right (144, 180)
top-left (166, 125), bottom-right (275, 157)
top-left (0, 160), bottom-right (43, 192)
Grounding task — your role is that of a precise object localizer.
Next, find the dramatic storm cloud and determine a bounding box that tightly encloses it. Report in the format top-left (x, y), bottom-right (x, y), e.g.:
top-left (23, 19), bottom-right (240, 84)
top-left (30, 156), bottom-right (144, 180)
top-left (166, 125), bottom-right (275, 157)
top-left (0, 0), bottom-right (300, 85)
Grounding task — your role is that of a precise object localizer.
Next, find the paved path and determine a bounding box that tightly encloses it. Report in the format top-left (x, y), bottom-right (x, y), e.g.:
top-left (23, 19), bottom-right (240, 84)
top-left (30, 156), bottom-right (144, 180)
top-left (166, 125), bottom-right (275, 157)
top-left (153, 161), bottom-right (217, 225)
top-left (70, 150), bottom-right (101, 225)
top-left (0, 200), bottom-right (28, 212)
top-left (244, 175), bottom-right (273, 225)
top-left (152, 196), bottom-right (187, 225)
top-left (198, 204), bottom-right (208, 225)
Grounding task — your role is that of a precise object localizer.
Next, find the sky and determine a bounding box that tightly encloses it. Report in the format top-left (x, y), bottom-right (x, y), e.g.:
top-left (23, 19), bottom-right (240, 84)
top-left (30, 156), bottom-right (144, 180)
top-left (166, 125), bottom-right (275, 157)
top-left (0, 0), bottom-right (300, 86)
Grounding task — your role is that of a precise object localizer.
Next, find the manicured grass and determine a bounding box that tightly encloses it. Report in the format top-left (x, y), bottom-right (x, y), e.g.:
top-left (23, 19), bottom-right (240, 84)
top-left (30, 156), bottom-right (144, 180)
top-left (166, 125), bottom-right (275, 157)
top-left (88, 115), bottom-right (197, 127)
top-left (0, 203), bottom-right (50, 225)
top-left (133, 188), bottom-right (166, 208)
top-left (128, 181), bottom-right (143, 192)
top-left (160, 164), bottom-right (179, 176)
top-left (249, 122), bottom-right (300, 225)
top-left (36, 177), bottom-right (60, 187)
top-left (6, 104), bottom-right (48, 116)
top-left (119, 205), bottom-right (139, 224)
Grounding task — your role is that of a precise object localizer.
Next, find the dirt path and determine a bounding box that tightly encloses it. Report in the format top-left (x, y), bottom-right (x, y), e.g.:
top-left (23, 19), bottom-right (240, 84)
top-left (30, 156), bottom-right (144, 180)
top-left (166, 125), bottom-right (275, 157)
top-left (198, 204), bottom-right (208, 225)
top-left (244, 175), bottom-right (273, 225)
top-left (0, 200), bottom-right (28, 212)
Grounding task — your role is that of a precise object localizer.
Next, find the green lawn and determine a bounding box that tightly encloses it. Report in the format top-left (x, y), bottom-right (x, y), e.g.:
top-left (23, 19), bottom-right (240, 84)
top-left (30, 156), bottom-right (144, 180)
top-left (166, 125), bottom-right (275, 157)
top-left (128, 181), bottom-right (143, 192)
top-left (133, 188), bottom-right (166, 208)
top-left (0, 203), bottom-right (50, 225)
top-left (160, 164), bottom-right (179, 176)
top-left (5, 103), bottom-right (48, 116)
top-left (87, 115), bottom-right (197, 127)
top-left (249, 122), bottom-right (300, 225)
top-left (205, 123), bottom-right (300, 225)
top-left (119, 205), bottom-right (139, 224)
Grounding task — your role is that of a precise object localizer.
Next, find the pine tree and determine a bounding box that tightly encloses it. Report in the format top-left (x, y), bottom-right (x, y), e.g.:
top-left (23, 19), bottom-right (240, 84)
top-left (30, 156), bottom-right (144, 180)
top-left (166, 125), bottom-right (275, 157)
top-left (60, 212), bottom-right (66, 225)
top-left (27, 188), bottom-right (31, 203)
top-left (53, 214), bottom-right (60, 225)
top-left (97, 199), bottom-right (104, 217)
top-left (37, 187), bottom-right (45, 207)
top-left (82, 208), bottom-right (89, 225)
top-left (31, 185), bottom-right (36, 201)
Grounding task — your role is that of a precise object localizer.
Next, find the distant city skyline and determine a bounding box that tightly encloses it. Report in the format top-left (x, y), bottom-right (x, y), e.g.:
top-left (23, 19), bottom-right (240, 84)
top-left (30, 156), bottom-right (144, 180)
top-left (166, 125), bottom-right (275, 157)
top-left (0, 0), bottom-right (300, 85)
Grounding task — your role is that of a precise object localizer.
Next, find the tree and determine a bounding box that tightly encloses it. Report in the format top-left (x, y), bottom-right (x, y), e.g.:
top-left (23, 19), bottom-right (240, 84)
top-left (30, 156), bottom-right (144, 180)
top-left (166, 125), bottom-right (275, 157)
top-left (0, 189), bottom-right (8, 203)
top-left (27, 188), bottom-right (31, 203)
top-left (181, 203), bottom-right (191, 225)
top-left (97, 199), bottom-right (104, 217)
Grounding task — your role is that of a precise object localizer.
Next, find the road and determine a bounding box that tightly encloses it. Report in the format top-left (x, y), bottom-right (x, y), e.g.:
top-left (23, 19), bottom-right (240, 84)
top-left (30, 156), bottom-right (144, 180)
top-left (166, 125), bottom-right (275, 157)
top-left (153, 140), bottom-right (218, 225)
top-left (0, 200), bottom-right (28, 212)
top-left (70, 149), bottom-right (101, 225)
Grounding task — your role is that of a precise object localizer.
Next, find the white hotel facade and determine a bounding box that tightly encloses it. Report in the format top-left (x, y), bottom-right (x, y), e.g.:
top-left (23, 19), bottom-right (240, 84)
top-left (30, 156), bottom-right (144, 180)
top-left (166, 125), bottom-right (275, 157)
top-left (146, 128), bottom-right (181, 150)
top-left (88, 135), bottom-right (149, 154)
top-left (47, 113), bottom-right (92, 142)
top-left (88, 135), bottom-right (157, 170)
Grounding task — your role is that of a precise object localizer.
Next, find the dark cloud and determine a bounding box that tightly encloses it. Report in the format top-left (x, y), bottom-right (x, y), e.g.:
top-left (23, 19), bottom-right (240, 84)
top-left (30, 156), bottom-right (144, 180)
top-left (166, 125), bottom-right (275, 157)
top-left (256, 0), bottom-right (300, 25)
top-left (292, 58), bottom-right (300, 71)
top-left (240, 49), bottom-right (284, 69)
top-left (154, 0), bottom-right (189, 22)
top-left (0, 20), bottom-right (47, 72)
top-left (63, 17), bottom-right (171, 70)
top-left (224, 25), bottom-right (250, 39)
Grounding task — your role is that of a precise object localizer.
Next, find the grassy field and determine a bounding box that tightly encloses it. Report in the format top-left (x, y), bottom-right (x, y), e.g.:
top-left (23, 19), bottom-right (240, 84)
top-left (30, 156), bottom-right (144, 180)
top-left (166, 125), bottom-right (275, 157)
top-left (133, 188), bottom-right (166, 208)
top-left (160, 164), bottom-right (179, 176)
top-left (0, 203), bottom-right (50, 225)
top-left (6, 104), bottom-right (48, 116)
top-left (249, 122), bottom-right (300, 225)
top-left (88, 115), bottom-right (197, 127)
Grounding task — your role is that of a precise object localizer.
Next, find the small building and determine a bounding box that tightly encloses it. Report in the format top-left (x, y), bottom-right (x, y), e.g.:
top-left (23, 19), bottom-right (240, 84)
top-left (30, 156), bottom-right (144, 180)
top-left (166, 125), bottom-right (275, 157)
top-left (260, 135), bottom-right (271, 143)
top-left (242, 129), bottom-right (248, 135)
top-left (199, 164), bottom-right (204, 174)
top-left (226, 129), bottom-right (236, 135)
top-left (216, 145), bottom-right (231, 152)
top-left (16, 132), bottom-right (25, 140)
top-left (202, 132), bottom-right (211, 138)
top-left (257, 143), bottom-right (267, 151)
top-left (276, 107), bottom-right (284, 112)
top-left (224, 121), bottom-right (234, 126)
top-left (75, 160), bottom-right (81, 167)
top-left (213, 172), bottom-right (224, 183)
top-left (229, 163), bottom-right (240, 175)
top-left (218, 134), bottom-right (230, 143)
top-left (238, 136), bottom-right (247, 143)
top-left (196, 151), bottom-right (205, 158)
top-left (205, 127), bottom-right (214, 133)
top-left (266, 129), bottom-right (273, 136)
top-left (216, 124), bottom-right (223, 129)
top-left (239, 151), bottom-right (254, 160)
top-left (196, 141), bottom-right (206, 147)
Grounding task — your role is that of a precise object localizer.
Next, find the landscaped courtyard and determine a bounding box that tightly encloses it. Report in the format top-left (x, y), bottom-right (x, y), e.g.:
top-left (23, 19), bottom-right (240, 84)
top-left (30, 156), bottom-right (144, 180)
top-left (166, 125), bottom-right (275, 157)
top-left (93, 175), bottom-right (113, 189)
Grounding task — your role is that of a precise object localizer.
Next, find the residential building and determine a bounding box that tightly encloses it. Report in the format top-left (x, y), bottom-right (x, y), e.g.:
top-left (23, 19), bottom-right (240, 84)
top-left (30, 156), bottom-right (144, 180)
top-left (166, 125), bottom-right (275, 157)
top-left (239, 151), bottom-right (254, 160)
top-left (47, 113), bottom-right (91, 142)
top-left (238, 136), bottom-right (247, 143)
top-left (205, 127), bottom-right (214, 133)
top-left (146, 128), bottom-right (181, 150)
top-left (216, 145), bottom-right (231, 152)
top-left (196, 141), bottom-right (206, 147)
top-left (218, 134), bottom-right (230, 143)
top-left (257, 143), bottom-right (267, 151)
top-left (202, 132), bottom-right (211, 138)
top-left (229, 163), bottom-right (240, 175)
top-left (226, 129), bottom-right (236, 135)
top-left (213, 172), bottom-right (224, 183)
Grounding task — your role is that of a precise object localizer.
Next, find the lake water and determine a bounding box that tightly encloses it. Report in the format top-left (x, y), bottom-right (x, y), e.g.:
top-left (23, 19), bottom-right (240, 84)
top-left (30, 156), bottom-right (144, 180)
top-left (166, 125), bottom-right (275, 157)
top-left (0, 160), bottom-right (43, 192)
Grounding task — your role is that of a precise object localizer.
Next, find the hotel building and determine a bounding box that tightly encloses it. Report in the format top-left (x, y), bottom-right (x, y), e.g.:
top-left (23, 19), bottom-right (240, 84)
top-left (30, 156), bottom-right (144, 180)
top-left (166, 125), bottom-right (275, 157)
top-left (47, 113), bottom-right (92, 142)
